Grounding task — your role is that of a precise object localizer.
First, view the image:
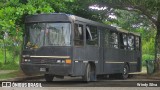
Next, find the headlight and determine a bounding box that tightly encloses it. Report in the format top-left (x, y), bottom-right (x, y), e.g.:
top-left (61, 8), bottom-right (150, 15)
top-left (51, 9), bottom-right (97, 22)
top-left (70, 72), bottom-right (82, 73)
top-left (56, 60), bottom-right (61, 63)
top-left (24, 59), bottom-right (30, 62)
top-left (61, 60), bottom-right (65, 63)
top-left (24, 59), bottom-right (27, 62)
top-left (56, 59), bottom-right (71, 64)
top-left (56, 60), bottom-right (66, 63)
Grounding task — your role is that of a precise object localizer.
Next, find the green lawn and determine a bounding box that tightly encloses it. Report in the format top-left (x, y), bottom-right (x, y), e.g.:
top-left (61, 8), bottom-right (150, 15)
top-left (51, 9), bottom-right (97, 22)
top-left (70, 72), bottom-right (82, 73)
top-left (0, 63), bottom-right (19, 70)
top-left (0, 48), bottom-right (20, 70)
top-left (142, 66), bottom-right (147, 73)
top-left (0, 70), bottom-right (19, 80)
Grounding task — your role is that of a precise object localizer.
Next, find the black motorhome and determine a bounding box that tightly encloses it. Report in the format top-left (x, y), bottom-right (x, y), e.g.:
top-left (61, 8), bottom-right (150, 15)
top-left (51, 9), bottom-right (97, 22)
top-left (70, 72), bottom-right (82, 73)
top-left (20, 13), bottom-right (141, 82)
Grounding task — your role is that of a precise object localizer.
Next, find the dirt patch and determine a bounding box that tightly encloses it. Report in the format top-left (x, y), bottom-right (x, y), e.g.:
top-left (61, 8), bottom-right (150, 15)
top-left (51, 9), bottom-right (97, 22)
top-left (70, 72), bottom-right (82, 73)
top-left (133, 72), bottom-right (160, 80)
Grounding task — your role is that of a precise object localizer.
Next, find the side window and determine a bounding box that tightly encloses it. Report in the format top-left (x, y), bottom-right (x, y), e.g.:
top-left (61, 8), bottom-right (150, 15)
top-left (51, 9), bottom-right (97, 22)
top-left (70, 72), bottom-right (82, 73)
top-left (104, 30), bottom-right (109, 47)
top-left (74, 24), bottom-right (84, 46)
top-left (110, 32), bottom-right (118, 49)
top-left (136, 36), bottom-right (140, 50)
top-left (128, 35), bottom-right (135, 50)
top-left (119, 33), bottom-right (127, 49)
top-left (123, 34), bottom-right (128, 49)
top-left (86, 25), bottom-right (98, 45)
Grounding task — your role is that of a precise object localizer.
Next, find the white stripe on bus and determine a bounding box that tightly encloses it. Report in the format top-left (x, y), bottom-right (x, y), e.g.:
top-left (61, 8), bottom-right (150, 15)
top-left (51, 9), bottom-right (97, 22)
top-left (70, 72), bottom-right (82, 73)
top-left (23, 55), bottom-right (70, 58)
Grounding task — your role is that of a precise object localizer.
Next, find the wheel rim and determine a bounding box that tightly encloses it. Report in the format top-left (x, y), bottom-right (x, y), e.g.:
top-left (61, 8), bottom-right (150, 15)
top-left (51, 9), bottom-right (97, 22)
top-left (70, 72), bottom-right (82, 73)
top-left (124, 67), bottom-right (127, 75)
top-left (123, 65), bottom-right (128, 79)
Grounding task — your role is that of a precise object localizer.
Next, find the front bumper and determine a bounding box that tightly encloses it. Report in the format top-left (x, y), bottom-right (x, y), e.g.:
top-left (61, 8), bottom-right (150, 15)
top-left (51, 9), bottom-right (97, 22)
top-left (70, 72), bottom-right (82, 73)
top-left (20, 63), bottom-right (72, 76)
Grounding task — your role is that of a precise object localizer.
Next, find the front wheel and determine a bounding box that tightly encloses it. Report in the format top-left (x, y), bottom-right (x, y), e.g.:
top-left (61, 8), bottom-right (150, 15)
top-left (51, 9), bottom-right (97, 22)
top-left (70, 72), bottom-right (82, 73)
top-left (82, 64), bottom-right (96, 82)
top-left (82, 64), bottom-right (91, 82)
top-left (44, 74), bottom-right (54, 82)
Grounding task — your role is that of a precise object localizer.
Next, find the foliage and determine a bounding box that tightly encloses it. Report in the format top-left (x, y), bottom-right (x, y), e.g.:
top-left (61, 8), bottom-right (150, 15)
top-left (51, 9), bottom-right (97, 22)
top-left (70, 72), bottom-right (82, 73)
top-left (0, 62), bottom-right (19, 70)
top-left (142, 54), bottom-right (155, 66)
top-left (104, 9), bottom-right (156, 55)
top-left (0, 0), bottom-right (55, 64)
top-left (0, 0), bottom-right (158, 70)
top-left (90, 0), bottom-right (160, 63)
top-left (0, 0), bottom-right (77, 68)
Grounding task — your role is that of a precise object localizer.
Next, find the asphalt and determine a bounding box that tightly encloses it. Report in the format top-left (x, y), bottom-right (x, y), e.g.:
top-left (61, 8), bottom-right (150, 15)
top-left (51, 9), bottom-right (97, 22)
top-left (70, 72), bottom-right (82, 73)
top-left (0, 67), bottom-right (160, 81)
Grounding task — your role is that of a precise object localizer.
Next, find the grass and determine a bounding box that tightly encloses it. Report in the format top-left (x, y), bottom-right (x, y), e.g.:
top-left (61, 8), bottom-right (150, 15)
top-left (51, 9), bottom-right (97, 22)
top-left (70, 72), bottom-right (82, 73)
top-left (0, 48), bottom-right (20, 70)
top-left (142, 54), bottom-right (155, 66)
top-left (0, 70), bottom-right (19, 80)
top-left (0, 49), bottom-right (4, 62)
top-left (0, 62), bottom-right (19, 70)
top-left (142, 66), bottom-right (147, 73)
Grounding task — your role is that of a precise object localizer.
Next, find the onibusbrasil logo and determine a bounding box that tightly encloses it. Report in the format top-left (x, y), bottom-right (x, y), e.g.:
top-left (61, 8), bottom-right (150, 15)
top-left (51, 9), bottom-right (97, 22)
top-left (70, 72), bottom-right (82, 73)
top-left (2, 82), bottom-right (42, 87)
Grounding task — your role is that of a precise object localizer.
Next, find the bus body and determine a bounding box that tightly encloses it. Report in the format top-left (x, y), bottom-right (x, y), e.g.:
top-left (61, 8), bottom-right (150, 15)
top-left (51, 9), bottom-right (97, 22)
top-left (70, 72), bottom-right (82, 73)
top-left (20, 13), bottom-right (141, 82)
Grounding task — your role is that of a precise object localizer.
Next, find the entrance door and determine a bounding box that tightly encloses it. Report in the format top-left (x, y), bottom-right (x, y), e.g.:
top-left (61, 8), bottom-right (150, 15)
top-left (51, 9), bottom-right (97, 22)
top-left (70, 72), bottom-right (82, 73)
top-left (84, 25), bottom-right (100, 73)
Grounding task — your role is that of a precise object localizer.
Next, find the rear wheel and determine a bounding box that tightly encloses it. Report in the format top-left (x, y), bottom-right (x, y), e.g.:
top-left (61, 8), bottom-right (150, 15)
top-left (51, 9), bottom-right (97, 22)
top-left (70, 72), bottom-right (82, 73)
top-left (128, 74), bottom-right (134, 78)
top-left (120, 64), bottom-right (129, 79)
top-left (44, 74), bottom-right (54, 82)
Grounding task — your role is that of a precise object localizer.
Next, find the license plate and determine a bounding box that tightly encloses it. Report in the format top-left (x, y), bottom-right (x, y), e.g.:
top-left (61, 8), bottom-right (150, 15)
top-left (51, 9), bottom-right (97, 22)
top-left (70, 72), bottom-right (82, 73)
top-left (40, 68), bottom-right (46, 72)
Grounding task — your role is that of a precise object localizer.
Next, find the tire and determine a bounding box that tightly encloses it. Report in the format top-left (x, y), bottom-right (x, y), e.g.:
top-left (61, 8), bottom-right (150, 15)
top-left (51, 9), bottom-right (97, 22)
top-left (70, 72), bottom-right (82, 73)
top-left (83, 64), bottom-right (91, 82)
top-left (44, 74), bottom-right (54, 82)
top-left (120, 64), bottom-right (129, 79)
top-left (90, 65), bottom-right (97, 81)
top-left (128, 74), bottom-right (134, 78)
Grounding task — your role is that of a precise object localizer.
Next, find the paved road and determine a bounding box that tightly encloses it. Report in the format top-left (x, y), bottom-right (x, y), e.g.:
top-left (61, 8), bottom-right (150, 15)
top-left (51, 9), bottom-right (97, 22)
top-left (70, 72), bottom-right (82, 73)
top-left (1, 87), bottom-right (160, 90)
top-left (1, 75), bottom-right (160, 90)
top-left (24, 75), bottom-right (160, 87)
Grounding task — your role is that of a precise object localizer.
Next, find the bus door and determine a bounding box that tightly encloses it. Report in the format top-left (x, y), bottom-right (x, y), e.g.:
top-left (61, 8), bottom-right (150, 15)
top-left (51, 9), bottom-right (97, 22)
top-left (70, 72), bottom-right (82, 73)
top-left (97, 27), bottom-right (104, 74)
top-left (73, 22), bottom-right (85, 76)
top-left (85, 25), bottom-right (100, 73)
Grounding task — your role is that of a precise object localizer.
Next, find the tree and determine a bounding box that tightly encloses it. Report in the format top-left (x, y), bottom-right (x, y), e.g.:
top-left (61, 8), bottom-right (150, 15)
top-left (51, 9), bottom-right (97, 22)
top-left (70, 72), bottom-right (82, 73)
top-left (0, 0), bottom-right (77, 64)
top-left (105, 10), bottom-right (156, 55)
top-left (83, 0), bottom-right (160, 71)
top-left (0, 0), bottom-right (54, 63)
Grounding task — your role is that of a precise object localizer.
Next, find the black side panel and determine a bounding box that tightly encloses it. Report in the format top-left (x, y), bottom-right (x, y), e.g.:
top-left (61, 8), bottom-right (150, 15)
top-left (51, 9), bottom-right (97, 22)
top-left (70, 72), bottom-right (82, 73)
top-left (104, 47), bottom-right (141, 74)
top-left (133, 50), bottom-right (141, 72)
top-left (25, 14), bottom-right (72, 23)
top-left (104, 47), bottom-right (124, 74)
top-left (73, 47), bottom-right (86, 76)
top-left (85, 46), bottom-right (99, 60)
top-left (72, 46), bottom-right (99, 76)
top-left (73, 47), bottom-right (85, 60)
top-left (126, 50), bottom-right (135, 72)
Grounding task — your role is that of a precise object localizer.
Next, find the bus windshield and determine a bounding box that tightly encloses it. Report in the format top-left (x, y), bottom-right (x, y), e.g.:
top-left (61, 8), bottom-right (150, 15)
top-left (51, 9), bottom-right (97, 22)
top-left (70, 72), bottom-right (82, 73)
top-left (25, 23), bottom-right (71, 49)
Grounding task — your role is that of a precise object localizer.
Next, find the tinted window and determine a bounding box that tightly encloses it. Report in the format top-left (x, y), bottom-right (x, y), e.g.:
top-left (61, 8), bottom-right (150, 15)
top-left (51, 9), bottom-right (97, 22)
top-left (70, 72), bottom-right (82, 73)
top-left (25, 23), bottom-right (71, 49)
top-left (104, 30), bottom-right (109, 47)
top-left (128, 35), bottom-right (135, 50)
top-left (110, 32), bottom-right (118, 49)
top-left (86, 25), bottom-right (98, 45)
top-left (136, 36), bottom-right (140, 50)
top-left (123, 34), bottom-right (128, 49)
top-left (74, 24), bottom-right (84, 46)
top-left (119, 33), bottom-right (127, 49)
